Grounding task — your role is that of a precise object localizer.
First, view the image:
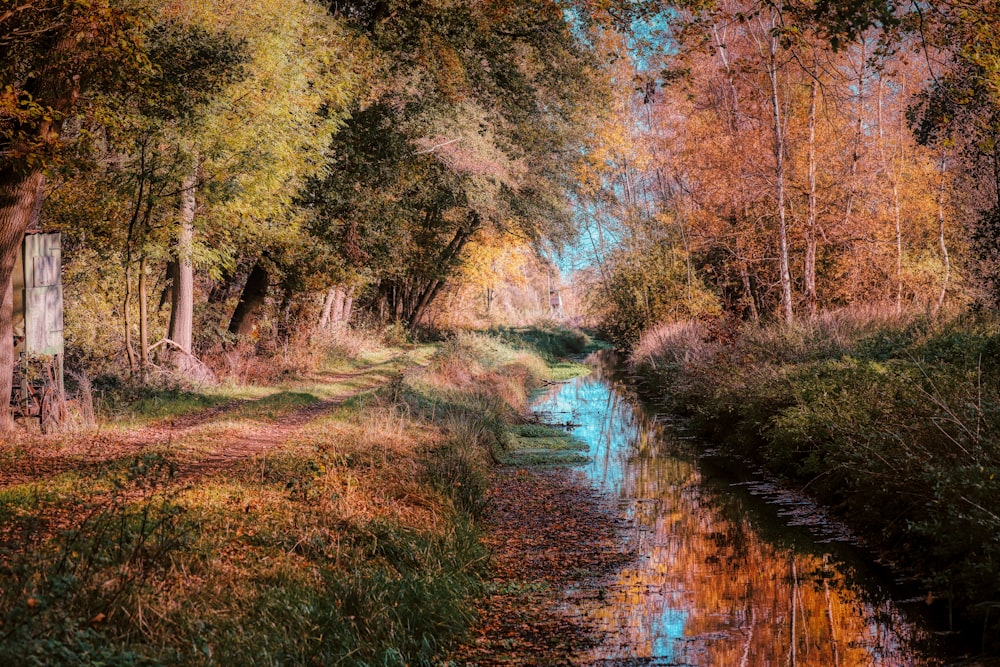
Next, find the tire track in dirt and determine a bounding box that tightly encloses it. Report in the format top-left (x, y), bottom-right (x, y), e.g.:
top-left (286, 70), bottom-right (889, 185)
top-left (0, 356), bottom-right (414, 489)
top-left (0, 361), bottom-right (416, 555)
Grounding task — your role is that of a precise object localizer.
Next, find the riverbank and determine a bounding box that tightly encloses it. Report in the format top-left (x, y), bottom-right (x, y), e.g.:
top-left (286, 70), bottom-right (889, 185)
top-left (629, 308), bottom-right (1000, 653)
top-left (0, 326), bottom-right (610, 665)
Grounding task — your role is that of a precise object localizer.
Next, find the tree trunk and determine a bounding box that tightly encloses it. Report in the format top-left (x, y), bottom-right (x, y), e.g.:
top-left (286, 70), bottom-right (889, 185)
top-left (342, 293), bottom-right (353, 326)
top-left (805, 77), bottom-right (819, 318)
top-left (843, 42), bottom-right (867, 234)
top-left (139, 255), bottom-right (149, 373)
top-left (757, 5), bottom-right (793, 324)
top-left (409, 214), bottom-right (479, 327)
top-left (934, 158), bottom-right (950, 316)
top-left (331, 287), bottom-right (345, 327)
top-left (739, 260), bottom-right (760, 323)
top-left (160, 261), bottom-right (177, 313)
top-left (168, 168), bottom-right (196, 370)
top-left (123, 262), bottom-right (137, 374)
top-left (318, 285), bottom-right (348, 332)
top-left (712, 22), bottom-right (741, 132)
top-left (876, 77), bottom-right (904, 313)
top-left (0, 168), bottom-right (44, 430)
top-left (228, 260), bottom-right (269, 337)
top-left (319, 287), bottom-right (337, 330)
top-left (771, 47), bottom-right (793, 325)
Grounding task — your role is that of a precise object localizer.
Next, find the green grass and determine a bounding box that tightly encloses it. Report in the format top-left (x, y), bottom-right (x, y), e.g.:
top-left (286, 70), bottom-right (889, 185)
top-left (501, 423), bottom-right (589, 466)
top-left (487, 324), bottom-right (601, 381)
top-left (101, 388), bottom-right (233, 423)
top-left (546, 360), bottom-right (591, 381)
top-left (92, 345), bottom-right (434, 430)
top-left (490, 324), bottom-right (601, 359)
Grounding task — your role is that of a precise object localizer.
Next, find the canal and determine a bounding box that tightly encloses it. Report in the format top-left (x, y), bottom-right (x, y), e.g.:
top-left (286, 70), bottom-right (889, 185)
top-left (531, 354), bottom-right (945, 666)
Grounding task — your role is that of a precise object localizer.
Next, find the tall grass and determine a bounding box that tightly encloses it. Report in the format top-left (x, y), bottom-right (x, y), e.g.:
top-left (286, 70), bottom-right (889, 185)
top-left (206, 324), bottom-right (384, 384)
top-left (632, 306), bottom-right (1000, 646)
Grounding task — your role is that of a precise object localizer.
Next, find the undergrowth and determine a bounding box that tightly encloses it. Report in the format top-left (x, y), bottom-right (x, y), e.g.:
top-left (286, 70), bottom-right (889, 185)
top-left (490, 323), bottom-right (596, 359)
top-left (631, 306), bottom-right (1000, 649)
top-left (0, 328), bottom-right (572, 665)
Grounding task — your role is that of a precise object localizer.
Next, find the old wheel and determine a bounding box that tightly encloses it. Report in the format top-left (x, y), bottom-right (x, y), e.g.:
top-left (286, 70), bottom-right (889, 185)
top-left (40, 388), bottom-right (63, 434)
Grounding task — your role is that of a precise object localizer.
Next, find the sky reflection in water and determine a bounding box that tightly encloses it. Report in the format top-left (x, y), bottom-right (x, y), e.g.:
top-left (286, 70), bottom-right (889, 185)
top-left (531, 362), bottom-right (938, 666)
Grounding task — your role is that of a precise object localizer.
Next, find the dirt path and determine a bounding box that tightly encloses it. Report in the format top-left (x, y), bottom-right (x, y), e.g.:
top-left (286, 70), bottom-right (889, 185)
top-left (0, 354), bottom-right (417, 489)
top-left (448, 467), bottom-right (634, 666)
top-left (168, 392), bottom-right (358, 485)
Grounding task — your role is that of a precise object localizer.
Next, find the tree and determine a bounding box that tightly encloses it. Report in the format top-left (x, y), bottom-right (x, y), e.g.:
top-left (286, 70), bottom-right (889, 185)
top-left (306, 0), bottom-right (612, 330)
top-left (0, 0), bottom-right (147, 429)
top-left (43, 0), bottom-right (361, 377)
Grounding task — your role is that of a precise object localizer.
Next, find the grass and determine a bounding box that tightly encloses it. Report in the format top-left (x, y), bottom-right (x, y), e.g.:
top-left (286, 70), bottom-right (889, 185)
top-left (0, 326), bottom-right (587, 665)
top-left (488, 323), bottom-right (601, 381)
top-left (66, 345), bottom-right (435, 436)
top-left (501, 423), bottom-right (590, 466)
top-left (631, 306), bottom-right (1000, 647)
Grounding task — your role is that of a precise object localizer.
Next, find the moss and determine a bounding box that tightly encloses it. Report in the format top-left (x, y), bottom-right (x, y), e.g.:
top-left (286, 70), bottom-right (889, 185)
top-left (501, 423), bottom-right (589, 466)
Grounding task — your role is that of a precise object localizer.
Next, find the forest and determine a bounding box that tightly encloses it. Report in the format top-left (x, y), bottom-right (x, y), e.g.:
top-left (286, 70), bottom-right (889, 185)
top-left (4, 0), bottom-right (1000, 663)
top-left (2, 0), bottom-right (994, 400)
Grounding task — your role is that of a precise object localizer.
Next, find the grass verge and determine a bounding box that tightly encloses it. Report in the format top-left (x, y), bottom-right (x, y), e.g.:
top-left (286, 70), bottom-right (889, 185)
top-left (488, 322), bottom-right (604, 381)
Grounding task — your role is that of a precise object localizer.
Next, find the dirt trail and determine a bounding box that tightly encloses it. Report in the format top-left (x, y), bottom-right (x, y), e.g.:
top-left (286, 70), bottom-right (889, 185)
top-left (0, 354), bottom-right (416, 489)
top-left (168, 392), bottom-right (357, 485)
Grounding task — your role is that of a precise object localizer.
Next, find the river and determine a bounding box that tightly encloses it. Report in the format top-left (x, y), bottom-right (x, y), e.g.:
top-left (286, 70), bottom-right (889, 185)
top-left (530, 354), bottom-right (948, 666)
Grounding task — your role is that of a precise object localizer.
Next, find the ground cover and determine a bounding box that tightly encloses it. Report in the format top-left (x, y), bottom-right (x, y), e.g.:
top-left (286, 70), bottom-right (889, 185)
top-left (445, 468), bottom-right (632, 666)
top-left (0, 326), bottom-right (621, 665)
top-left (501, 424), bottom-right (590, 466)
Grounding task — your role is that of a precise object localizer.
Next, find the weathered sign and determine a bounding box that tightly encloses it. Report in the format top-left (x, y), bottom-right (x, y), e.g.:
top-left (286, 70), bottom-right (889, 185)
top-left (14, 232), bottom-right (63, 356)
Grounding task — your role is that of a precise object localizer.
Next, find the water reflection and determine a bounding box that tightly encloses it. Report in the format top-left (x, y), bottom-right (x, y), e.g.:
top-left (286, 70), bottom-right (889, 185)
top-left (531, 359), bottom-right (939, 666)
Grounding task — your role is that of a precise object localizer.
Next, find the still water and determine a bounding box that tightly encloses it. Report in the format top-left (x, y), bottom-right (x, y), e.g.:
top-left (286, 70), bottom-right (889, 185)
top-left (531, 356), bottom-right (942, 667)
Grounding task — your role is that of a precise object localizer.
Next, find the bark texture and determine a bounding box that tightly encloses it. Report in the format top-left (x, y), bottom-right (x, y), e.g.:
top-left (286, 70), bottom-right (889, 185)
top-left (168, 169), bottom-right (196, 372)
top-left (319, 285), bottom-right (354, 331)
top-left (805, 77), bottom-right (819, 317)
top-left (0, 168), bottom-right (44, 430)
top-left (139, 255), bottom-right (149, 372)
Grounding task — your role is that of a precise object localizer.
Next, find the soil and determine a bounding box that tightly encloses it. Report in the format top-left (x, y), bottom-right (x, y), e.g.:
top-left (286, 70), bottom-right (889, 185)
top-left (448, 466), bottom-right (634, 666)
top-left (0, 361), bottom-right (406, 488)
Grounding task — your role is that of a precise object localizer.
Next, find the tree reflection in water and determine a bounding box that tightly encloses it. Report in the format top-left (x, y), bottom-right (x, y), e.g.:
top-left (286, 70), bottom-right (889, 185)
top-left (531, 358), bottom-right (940, 666)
